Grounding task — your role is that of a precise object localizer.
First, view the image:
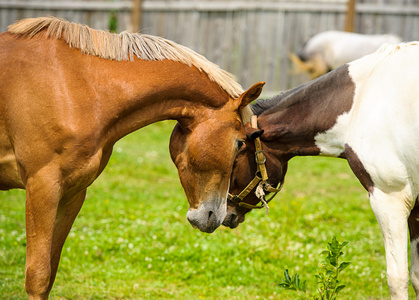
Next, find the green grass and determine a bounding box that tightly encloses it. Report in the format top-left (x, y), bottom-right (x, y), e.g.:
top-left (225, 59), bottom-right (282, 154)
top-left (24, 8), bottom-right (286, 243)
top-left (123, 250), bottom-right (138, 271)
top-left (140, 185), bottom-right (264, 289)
top-left (0, 120), bottom-right (415, 299)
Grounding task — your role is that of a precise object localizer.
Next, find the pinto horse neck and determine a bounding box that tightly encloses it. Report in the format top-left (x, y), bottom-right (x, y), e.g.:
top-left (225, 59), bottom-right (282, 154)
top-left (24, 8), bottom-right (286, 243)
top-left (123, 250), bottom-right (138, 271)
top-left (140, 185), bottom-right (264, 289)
top-left (226, 65), bottom-right (356, 226)
top-left (255, 64), bottom-right (355, 160)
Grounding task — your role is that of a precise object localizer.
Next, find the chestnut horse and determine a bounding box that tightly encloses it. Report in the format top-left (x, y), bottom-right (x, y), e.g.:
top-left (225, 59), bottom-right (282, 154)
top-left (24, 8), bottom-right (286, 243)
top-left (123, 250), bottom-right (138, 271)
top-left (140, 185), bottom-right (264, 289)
top-left (227, 42), bottom-right (419, 299)
top-left (0, 17), bottom-right (263, 299)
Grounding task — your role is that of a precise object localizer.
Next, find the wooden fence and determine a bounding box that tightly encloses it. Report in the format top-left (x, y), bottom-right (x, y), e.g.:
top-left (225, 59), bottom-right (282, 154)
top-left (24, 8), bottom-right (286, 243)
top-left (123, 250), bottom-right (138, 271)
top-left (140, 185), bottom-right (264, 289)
top-left (1, 0), bottom-right (419, 93)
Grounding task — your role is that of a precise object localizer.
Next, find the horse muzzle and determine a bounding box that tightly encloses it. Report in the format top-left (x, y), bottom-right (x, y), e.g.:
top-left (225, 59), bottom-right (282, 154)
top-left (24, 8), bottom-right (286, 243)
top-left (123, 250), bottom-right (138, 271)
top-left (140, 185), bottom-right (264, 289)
top-left (222, 210), bottom-right (245, 229)
top-left (187, 199), bottom-right (226, 233)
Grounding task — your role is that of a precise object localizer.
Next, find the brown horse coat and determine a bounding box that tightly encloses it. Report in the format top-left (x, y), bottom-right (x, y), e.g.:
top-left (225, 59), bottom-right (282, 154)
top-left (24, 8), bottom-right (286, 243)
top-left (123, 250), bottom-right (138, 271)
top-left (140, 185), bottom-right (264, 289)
top-left (0, 17), bottom-right (263, 299)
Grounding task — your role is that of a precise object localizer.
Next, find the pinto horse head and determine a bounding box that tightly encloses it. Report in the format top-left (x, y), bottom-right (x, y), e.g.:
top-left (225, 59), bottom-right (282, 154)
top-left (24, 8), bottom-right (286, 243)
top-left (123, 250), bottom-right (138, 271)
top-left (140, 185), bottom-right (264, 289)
top-left (223, 122), bottom-right (286, 229)
top-left (169, 82), bottom-right (264, 233)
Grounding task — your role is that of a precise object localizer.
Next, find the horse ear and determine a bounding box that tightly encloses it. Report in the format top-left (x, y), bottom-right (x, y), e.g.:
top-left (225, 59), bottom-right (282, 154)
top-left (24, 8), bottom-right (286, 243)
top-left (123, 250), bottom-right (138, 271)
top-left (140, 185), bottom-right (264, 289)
top-left (245, 126), bottom-right (264, 140)
top-left (238, 82), bottom-right (265, 109)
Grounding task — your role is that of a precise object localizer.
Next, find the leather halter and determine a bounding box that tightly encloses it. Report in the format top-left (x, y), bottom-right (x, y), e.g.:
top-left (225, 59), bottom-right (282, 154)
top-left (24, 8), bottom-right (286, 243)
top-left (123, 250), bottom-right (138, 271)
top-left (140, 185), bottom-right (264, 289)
top-left (227, 115), bottom-right (283, 211)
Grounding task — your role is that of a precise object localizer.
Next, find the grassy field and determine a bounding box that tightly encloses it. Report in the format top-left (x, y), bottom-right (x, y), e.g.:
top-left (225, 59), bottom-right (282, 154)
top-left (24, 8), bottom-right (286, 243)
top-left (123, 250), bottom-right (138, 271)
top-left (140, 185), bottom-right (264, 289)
top-left (0, 120), bottom-right (416, 299)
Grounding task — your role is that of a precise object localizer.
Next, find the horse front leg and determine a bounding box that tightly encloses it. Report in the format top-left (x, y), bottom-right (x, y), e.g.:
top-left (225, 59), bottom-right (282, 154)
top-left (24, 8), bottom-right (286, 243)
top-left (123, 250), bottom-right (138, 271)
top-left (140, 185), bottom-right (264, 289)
top-left (25, 171), bottom-right (63, 299)
top-left (370, 188), bottom-right (410, 299)
top-left (408, 202), bottom-right (419, 299)
top-left (25, 170), bottom-right (87, 299)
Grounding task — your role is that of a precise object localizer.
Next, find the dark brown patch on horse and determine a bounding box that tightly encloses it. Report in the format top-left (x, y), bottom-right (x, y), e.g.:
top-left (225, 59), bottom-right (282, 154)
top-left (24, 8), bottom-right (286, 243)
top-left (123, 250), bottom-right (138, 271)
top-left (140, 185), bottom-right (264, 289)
top-left (256, 64), bottom-right (355, 146)
top-left (409, 197), bottom-right (419, 242)
top-left (345, 144), bottom-right (374, 193)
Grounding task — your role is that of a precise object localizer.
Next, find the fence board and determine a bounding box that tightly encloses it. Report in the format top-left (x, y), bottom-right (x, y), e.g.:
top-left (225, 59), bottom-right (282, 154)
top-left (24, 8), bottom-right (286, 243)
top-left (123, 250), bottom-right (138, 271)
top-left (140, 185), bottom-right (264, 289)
top-left (1, 0), bottom-right (419, 93)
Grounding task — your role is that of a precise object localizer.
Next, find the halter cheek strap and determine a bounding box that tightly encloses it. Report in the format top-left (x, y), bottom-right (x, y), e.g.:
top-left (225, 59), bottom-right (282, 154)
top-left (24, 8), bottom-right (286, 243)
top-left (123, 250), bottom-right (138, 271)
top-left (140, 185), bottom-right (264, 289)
top-left (227, 115), bottom-right (283, 213)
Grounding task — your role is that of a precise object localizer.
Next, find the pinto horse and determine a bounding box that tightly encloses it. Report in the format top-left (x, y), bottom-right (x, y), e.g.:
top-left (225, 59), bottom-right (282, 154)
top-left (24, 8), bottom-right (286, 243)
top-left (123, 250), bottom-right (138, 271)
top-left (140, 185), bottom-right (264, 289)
top-left (0, 17), bottom-right (263, 299)
top-left (227, 42), bottom-right (419, 299)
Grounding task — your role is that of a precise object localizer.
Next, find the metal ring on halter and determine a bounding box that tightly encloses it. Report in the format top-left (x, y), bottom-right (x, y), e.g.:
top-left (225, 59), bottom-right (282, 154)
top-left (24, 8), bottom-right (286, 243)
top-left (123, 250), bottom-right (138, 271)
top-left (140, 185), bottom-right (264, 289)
top-left (255, 150), bottom-right (266, 165)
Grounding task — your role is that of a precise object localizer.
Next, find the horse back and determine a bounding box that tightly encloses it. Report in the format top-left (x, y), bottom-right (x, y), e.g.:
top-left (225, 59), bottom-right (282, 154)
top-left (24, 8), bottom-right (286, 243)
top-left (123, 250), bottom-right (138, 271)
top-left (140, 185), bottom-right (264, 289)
top-left (348, 42), bottom-right (419, 141)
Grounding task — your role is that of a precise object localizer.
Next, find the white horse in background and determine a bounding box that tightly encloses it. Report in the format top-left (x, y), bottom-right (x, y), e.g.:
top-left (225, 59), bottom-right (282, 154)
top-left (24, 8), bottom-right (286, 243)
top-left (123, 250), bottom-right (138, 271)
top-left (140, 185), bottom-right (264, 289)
top-left (290, 31), bottom-right (402, 79)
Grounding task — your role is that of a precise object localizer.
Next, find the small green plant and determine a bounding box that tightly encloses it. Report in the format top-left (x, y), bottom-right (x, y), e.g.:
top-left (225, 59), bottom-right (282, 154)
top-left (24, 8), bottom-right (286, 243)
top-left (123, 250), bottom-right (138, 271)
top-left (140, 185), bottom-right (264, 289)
top-left (279, 237), bottom-right (351, 300)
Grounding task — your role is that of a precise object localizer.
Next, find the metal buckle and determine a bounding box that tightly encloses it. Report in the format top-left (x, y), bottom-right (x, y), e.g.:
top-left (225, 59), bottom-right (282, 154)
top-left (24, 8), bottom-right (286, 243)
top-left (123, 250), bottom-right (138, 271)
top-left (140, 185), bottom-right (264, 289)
top-left (255, 150), bottom-right (266, 165)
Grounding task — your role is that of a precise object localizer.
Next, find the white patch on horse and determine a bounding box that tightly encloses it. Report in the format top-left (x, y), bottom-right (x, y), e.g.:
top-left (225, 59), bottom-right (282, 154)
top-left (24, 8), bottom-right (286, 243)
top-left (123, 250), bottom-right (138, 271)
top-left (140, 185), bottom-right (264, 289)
top-left (314, 112), bottom-right (350, 157)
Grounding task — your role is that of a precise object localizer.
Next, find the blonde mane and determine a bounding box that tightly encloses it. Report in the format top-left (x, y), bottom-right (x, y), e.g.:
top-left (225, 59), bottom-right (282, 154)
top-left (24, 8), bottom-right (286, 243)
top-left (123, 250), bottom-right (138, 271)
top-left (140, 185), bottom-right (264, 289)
top-left (8, 17), bottom-right (244, 99)
top-left (376, 41), bottom-right (419, 56)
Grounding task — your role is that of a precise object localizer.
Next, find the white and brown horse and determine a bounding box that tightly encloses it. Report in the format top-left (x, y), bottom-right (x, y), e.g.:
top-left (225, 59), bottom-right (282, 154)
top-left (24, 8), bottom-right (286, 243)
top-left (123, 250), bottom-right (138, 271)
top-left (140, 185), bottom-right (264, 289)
top-left (0, 17), bottom-right (263, 299)
top-left (227, 42), bottom-right (419, 299)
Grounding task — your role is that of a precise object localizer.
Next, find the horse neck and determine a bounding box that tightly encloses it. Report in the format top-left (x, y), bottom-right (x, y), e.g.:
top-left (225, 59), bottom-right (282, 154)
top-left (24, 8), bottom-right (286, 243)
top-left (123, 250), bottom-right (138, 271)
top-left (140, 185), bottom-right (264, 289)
top-left (89, 59), bottom-right (230, 144)
top-left (259, 65), bottom-right (355, 159)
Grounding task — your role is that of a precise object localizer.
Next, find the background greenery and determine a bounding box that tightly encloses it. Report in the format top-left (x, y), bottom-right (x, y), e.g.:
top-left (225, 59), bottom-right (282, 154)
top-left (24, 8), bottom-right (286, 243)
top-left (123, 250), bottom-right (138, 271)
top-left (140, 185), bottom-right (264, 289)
top-left (0, 120), bottom-right (415, 299)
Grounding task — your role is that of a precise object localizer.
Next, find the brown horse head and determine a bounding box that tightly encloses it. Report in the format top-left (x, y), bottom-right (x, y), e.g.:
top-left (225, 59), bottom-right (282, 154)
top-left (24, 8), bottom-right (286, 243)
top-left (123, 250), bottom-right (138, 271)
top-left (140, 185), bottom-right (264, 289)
top-left (223, 123), bottom-right (286, 228)
top-left (169, 83), bottom-right (264, 233)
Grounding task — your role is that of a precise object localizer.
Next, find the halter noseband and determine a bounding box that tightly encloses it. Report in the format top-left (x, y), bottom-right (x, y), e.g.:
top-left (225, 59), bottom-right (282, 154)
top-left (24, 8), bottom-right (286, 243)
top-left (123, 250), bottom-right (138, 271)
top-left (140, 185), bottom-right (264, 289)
top-left (227, 115), bottom-right (283, 213)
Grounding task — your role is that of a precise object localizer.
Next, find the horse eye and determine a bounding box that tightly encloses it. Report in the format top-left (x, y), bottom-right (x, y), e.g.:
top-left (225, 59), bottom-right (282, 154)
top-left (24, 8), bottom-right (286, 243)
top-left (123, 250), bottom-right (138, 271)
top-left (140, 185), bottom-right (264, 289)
top-left (237, 140), bottom-right (245, 150)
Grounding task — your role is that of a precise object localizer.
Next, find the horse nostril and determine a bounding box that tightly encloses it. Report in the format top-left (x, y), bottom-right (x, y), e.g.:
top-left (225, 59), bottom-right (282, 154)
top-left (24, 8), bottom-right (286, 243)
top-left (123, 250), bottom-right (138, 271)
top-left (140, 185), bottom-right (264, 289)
top-left (230, 213), bottom-right (237, 223)
top-left (208, 210), bottom-right (214, 220)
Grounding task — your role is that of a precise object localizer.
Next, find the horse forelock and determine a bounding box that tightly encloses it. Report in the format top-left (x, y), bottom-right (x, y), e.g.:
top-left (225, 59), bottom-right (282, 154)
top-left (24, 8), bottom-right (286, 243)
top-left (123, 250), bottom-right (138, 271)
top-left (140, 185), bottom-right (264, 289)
top-left (240, 106), bottom-right (254, 125)
top-left (8, 17), bottom-right (244, 99)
